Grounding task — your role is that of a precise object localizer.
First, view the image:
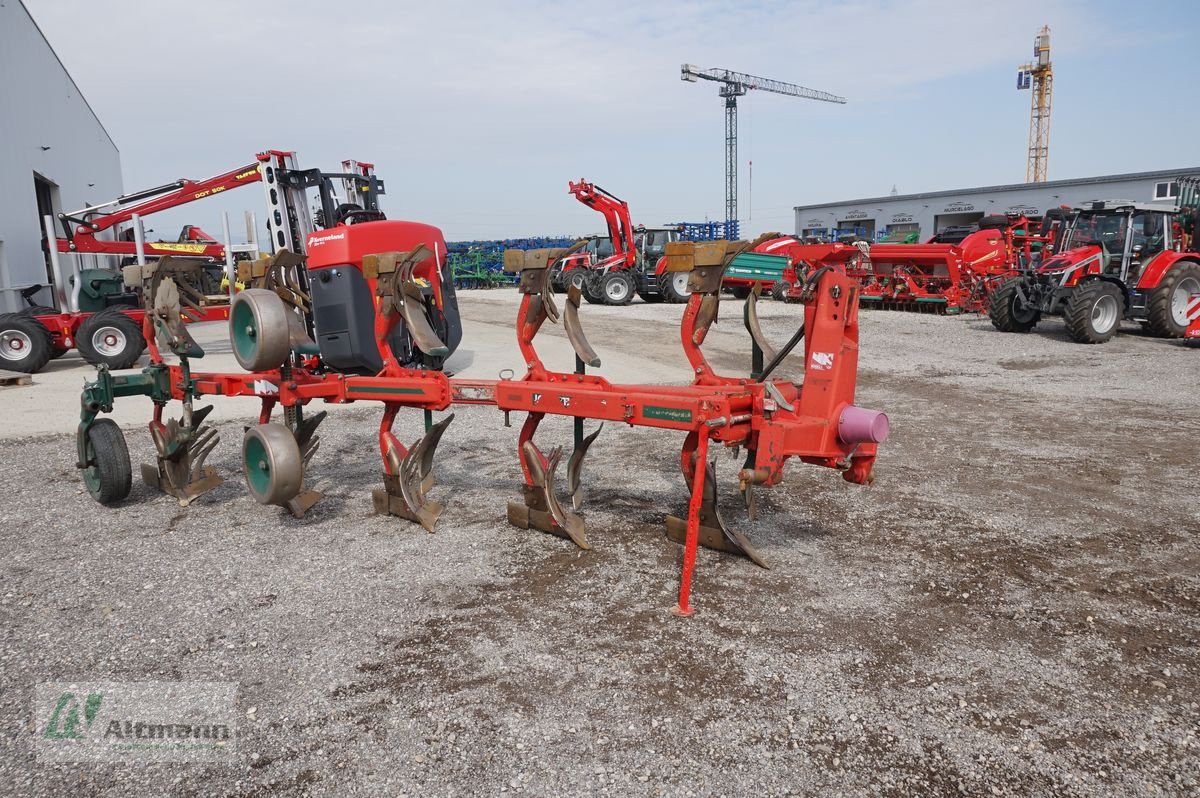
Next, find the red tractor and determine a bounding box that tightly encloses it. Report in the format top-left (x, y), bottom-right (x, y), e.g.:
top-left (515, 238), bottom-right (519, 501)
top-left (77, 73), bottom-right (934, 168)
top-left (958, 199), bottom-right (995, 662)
top-left (551, 181), bottom-right (685, 305)
top-left (989, 200), bottom-right (1200, 343)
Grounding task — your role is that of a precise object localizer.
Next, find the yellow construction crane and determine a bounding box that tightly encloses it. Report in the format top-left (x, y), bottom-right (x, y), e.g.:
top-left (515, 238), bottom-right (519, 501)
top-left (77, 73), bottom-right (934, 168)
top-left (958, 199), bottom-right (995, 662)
top-left (1017, 26), bottom-right (1053, 182)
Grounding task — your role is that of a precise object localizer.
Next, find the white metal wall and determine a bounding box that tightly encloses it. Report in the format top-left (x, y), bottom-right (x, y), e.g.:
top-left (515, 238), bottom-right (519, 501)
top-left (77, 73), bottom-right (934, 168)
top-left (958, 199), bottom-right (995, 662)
top-left (0, 1), bottom-right (122, 312)
top-left (794, 170), bottom-right (1199, 242)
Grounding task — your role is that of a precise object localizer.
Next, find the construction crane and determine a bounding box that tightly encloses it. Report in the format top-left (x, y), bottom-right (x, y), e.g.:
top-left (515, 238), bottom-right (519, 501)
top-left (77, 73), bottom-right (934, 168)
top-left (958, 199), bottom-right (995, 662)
top-left (681, 64), bottom-right (846, 236)
top-left (1017, 26), bottom-right (1053, 182)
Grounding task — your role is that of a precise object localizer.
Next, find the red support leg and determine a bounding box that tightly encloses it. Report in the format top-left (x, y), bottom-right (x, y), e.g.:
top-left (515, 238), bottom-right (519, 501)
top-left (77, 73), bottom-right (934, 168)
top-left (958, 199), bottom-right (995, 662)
top-left (673, 430), bottom-right (710, 617)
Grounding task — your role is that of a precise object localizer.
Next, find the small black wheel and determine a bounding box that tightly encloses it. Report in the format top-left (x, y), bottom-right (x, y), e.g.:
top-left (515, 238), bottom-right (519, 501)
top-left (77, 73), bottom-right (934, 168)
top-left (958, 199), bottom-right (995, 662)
top-left (1064, 280), bottom-right (1123, 344)
top-left (770, 280), bottom-right (792, 302)
top-left (0, 314), bottom-right (53, 373)
top-left (599, 271), bottom-right (635, 305)
top-left (77, 309), bottom-right (145, 369)
top-left (729, 285), bottom-right (752, 300)
top-left (989, 277), bottom-right (1040, 333)
top-left (80, 418), bottom-right (133, 505)
top-left (977, 214), bottom-right (1010, 230)
top-left (657, 271), bottom-right (691, 303)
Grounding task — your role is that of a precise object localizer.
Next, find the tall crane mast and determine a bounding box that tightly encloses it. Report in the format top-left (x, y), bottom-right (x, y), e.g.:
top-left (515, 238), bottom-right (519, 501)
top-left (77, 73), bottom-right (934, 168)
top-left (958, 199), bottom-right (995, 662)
top-left (1017, 26), bottom-right (1053, 183)
top-left (681, 64), bottom-right (846, 235)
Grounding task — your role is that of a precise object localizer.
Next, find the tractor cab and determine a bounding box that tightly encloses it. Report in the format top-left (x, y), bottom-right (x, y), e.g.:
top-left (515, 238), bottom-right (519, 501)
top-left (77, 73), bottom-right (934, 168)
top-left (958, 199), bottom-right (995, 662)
top-left (1038, 200), bottom-right (1177, 285)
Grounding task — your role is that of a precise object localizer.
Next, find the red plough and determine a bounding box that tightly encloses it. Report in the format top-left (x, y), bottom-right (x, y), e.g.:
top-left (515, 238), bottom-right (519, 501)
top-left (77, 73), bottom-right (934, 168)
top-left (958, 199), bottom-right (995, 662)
top-left (76, 219), bottom-right (888, 615)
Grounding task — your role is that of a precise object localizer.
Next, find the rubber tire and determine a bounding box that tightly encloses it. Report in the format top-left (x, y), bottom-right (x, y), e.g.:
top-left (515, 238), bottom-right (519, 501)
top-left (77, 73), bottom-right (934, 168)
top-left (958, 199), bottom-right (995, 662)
top-left (1064, 281), bottom-right (1123, 344)
top-left (81, 418), bottom-right (132, 505)
top-left (581, 272), bottom-right (605, 305)
top-left (989, 277), bottom-right (1041, 333)
top-left (230, 288), bottom-right (292, 371)
top-left (599, 271), bottom-right (635, 306)
top-left (242, 424), bottom-right (304, 506)
top-left (770, 280), bottom-right (792, 302)
top-left (19, 304), bottom-right (58, 317)
top-left (977, 215), bottom-right (1010, 230)
top-left (566, 270), bottom-right (588, 293)
top-left (658, 271), bottom-right (691, 303)
top-left (1145, 260), bottom-right (1200, 338)
top-left (77, 310), bottom-right (145, 369)
top-left (0, 313), bottom-right (53, 373)
top-left (17, 306), bottom-right (69, 358)
top-left (729, 286), bottom-right (752, 300)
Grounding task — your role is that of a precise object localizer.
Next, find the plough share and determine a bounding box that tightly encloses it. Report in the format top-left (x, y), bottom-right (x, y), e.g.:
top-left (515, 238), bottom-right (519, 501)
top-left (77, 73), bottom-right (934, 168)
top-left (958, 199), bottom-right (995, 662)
top-left (76, 218), bottom-right (889, 615)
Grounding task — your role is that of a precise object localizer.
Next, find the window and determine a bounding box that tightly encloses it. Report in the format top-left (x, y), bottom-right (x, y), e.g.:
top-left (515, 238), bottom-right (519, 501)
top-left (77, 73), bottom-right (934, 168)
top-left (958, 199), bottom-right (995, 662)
top-left (1154, 181), bottom-right (1179, 200)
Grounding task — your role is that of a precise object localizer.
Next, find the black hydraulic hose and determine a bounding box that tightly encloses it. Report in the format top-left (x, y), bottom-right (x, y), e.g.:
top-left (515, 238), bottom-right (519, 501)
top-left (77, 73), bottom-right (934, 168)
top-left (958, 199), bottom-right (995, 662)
top-left (756, 266), bottom-right (833, 382)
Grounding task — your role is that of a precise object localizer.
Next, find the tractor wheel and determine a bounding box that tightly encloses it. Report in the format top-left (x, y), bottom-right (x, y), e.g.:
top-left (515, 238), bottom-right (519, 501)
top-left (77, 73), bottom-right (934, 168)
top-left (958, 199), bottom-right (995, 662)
top-left (0, 313), bottom-right (53, 373)
top-left (566, 269), bottom-right (588, 293)
top-left (770, 280), bottom-right (792, 302)
top-left (729, 286), bottom-right (752, 300)
top-left (242, 424), bottom-right (304, 506)
top-left (581, 272), bottom-right (605, 304)
top-left (230, 289), bottom-right (292, 371)
top-left (80, 418), bottom-right (132, 505)
top-left (1145, 261), bottom-right (1200, 338)
top-left (18, 306), bottom-right (69, 358)
top-left (988, 278), bottom-right (1040, 333)
top-left (599, 271), bottom-right (635, 305)
top-left (658, 271), bottom-right (691, 303)
top-left (77, 310), bottom-right (145, 369)
top-left (977, 215), bottom-right (1010, 229)
top-left (1064, 281), bottom-right (1123, 344)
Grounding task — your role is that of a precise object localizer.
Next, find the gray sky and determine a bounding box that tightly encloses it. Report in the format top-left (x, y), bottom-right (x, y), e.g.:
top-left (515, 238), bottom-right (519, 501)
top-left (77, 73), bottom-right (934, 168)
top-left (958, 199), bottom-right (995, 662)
top-left (26, 0), bottom-right (1199, 241)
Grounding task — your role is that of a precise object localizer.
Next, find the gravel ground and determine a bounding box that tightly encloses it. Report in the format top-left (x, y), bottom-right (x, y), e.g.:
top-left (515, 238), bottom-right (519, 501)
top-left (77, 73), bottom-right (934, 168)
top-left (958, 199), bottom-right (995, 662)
top-left (1, 290), bottom-right (1198, 796)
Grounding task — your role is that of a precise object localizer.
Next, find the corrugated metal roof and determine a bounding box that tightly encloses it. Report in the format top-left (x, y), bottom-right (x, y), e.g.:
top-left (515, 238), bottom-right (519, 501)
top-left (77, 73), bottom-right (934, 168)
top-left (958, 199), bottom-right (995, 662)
top-left (793, 168), bottom-right (1200, 211)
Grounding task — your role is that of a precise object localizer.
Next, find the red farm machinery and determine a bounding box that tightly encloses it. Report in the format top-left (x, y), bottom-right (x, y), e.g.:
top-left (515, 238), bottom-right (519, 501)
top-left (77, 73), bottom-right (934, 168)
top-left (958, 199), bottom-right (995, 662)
top-left (989, 199), bottom-right (1200, 343)
top-left (753, 213), bottom-right (1059, 313)
top-left (551, 180), bottom-right (688, 305)
top-left (74, 197), bottom-right (887, 615)
top-left (0, 151), bottom-right (386, 374)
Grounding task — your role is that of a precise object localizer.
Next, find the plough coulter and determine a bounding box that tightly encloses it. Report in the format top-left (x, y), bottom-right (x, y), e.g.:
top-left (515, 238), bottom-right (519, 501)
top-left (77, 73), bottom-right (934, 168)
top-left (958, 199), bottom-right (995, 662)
top-left (75, 217), bottom-right (888, 614)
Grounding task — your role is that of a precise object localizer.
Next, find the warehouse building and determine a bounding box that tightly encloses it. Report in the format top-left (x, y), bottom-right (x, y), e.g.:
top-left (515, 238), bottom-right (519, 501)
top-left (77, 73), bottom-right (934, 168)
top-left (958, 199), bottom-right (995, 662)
top-left (793, 168), bottom-right (1199, 242)
top-left (0, 1), bottom-right (122, 313)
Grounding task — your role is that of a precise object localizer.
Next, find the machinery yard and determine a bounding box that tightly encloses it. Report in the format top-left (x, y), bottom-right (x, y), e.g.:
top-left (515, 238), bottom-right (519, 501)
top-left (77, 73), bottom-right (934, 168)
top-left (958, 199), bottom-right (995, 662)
top-left (2, 293), bottom-right (1198, 795)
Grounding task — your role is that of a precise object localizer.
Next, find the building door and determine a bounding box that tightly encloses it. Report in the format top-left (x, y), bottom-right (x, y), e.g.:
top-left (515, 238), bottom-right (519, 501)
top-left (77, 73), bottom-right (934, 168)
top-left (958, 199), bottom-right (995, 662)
top-left (934, 212), bottom-right (983, 232)
top-left (33, 174), bottom-right (59, 307)
top-left (885, 222), bottom-right (921, 241)
top-left (837, 219), bottom-right (875, 239)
